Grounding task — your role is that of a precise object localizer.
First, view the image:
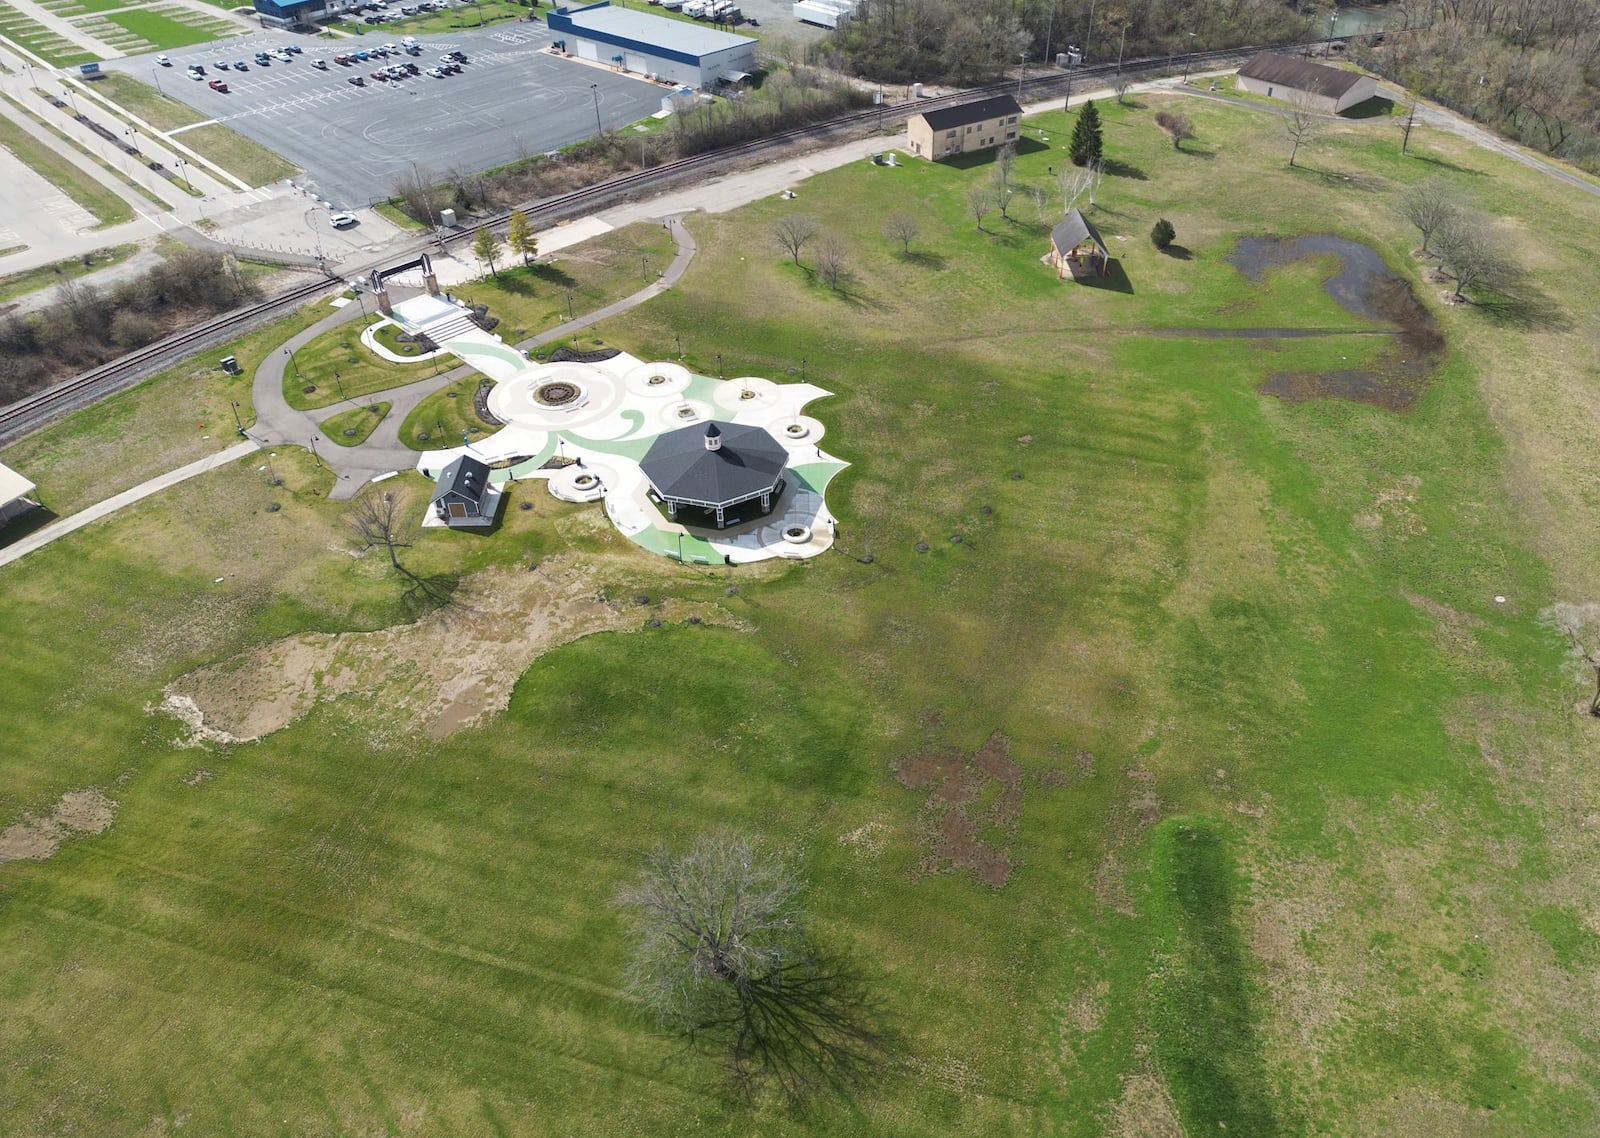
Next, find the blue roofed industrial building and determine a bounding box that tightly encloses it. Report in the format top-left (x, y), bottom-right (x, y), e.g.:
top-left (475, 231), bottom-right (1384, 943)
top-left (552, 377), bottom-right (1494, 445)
top-left (547, 2), bottom-right (757, 89)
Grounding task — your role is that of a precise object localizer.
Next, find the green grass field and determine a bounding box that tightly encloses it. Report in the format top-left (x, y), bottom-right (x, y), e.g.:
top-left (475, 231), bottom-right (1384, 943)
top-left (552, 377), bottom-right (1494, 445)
top-left (0, 1), bottom-right (96, 64)
top-left (0, 108), bottom-right (133, 227)
top-left (91, 70), bottom-right (205, 131)
top-left (177, 121), bottom-right (299, 187)
top-left (4, 92), bottom-right (1600, 1137)
top-left (321, 400), bottom-right (391, 445)
top-left (103, 8), bottom-right (227, 48)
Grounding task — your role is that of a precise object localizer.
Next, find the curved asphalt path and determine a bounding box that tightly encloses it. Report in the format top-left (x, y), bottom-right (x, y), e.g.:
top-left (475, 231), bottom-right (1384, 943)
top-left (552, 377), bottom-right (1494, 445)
top-left (249, 211), bottom-right (697, 500)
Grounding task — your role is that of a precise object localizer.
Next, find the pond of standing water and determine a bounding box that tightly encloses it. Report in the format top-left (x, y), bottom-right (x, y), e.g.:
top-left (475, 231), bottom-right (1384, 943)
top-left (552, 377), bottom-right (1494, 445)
top-left (1228, 234), bottom-right (1444, 412)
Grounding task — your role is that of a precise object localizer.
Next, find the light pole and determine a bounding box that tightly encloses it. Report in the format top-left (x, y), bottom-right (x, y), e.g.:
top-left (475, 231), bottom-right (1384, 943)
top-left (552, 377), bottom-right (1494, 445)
top-left (230, 400), bottom-right (244, 436)
top-left (284, 346), bottom-right (302, 380)
top-left (675, 333), bottom-right (682, 358)
top-left (173, 157), bottom-right (192, 191)
top-left (1182, 32), bottom-right (1197, 80)
top-left (124, 126), bottom-right (140, 154)
top-left (309, 434), bottom-right (323, 468)
top-left (305, 205), bottom-right (326, 268)
top-left (589, 83), bottom-right (602, 135)
top-left (1326, 10), bottom-right (1337, 58)
top-left (717, 351), bottom-right (723, 379)
top-left (1116, 21), bottom-right (1127, 75)
top-left (264, 451), bottom-right (281, 486)
top-left (333, 368), bottom-right (347, 402)
top-left (565, 289), bottom-right (574, 320)
top-left (151, 65), bottom-right (164, 97)
top-left (1017, 52), bottom-right (1026, 97)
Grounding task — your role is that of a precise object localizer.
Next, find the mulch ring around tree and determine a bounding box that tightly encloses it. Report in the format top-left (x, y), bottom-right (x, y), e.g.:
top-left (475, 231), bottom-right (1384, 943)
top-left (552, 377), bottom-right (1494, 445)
top-left (893, 731), bottom-right (1061, 889)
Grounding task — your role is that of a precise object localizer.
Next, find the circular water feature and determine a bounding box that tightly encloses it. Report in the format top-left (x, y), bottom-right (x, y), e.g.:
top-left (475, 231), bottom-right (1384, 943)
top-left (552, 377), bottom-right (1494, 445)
top-left (573, 473), bottom-right (598, 490)
top-left (535, 381), bottom-right (581, 407)
top-left (784, 525), bottom-right (811, 544)
top-left (785, 423), bottom-right (808, 438)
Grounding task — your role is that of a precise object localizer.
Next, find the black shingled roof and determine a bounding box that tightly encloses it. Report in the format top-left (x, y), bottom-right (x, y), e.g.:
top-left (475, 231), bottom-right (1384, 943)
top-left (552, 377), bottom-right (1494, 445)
top-left (915, 93), bottom-right (1023, 133)
top-left (431, 454), bottom-right (491, 504)
top-left (640, 421), bottom-right (788, 508)
top-left (1236, 51), bottom-right (1368, 99)
top-left (1050, 208), bottom-right (1107, 257)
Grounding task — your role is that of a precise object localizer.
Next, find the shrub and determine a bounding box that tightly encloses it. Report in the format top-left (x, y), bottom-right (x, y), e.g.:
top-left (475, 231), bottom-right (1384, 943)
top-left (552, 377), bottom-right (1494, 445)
top-left (1151, 218), bottom-right (1176, 249)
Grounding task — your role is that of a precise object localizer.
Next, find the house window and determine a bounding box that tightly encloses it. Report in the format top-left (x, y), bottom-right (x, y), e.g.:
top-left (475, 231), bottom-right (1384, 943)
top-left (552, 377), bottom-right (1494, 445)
top-left (946, 130), bottom-right (956, 138)
top-left (1008, 115), bottom-right (1018, 124)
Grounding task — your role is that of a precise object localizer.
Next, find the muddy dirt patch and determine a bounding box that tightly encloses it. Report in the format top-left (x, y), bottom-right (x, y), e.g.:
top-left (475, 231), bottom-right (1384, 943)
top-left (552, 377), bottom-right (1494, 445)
top-left (1229, 234), bottom-right (1446, 411)
top-left (894, 732), bottom-right (1062, 889)
top-left (0, 788), bottom-right (116, 864)
top-left (164, 554), bottom-right (739, 744)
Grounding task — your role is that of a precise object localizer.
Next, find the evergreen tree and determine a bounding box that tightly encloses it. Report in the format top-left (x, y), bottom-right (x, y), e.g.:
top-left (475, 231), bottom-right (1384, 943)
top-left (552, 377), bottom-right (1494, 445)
top-left (1151, 218), bottom-right (1176, 249)
top-left (1069, 99), bottom-right (1103, 168)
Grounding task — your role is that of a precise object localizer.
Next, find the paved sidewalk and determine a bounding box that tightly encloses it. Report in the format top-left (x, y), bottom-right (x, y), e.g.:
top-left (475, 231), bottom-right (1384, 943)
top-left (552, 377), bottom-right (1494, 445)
top-left (0, 439), bottom-right (256, 568)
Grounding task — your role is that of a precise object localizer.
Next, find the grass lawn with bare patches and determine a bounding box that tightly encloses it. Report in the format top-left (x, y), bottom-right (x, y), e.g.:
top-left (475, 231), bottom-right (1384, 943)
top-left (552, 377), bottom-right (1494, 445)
top-left (2, 92), bottom-right (1600, 1138)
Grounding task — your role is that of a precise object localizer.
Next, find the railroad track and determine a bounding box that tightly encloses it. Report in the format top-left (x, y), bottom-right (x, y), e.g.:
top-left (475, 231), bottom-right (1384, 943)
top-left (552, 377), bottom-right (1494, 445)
top-left (0, 37), bottom-right (1340, 446)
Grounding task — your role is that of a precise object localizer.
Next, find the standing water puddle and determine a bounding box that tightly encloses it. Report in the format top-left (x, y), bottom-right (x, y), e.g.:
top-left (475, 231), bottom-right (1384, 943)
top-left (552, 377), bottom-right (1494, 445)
top-left (1227, 234), bottom-right (1444, 411)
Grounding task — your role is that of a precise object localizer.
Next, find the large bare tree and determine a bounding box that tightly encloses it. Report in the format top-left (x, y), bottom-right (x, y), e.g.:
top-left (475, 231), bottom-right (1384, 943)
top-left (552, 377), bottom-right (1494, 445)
top-left (615, 832), bottom-right (890, 1102)
top-left (1433, 209), bottom-right (1518, 300)
top-left (966, 184), bottom-right (998, 232)
top-left (346, 488), bottom-right (454, 610)
top-left (770, 214), bottom-right (821, 265)
top-left (815, 236), bottom-right (851, 291)
top-left (1282, 90), bottom-right (1323, 167)
top-left (1547, 603), bottom-right (1600, 717)
top-left (1398, 176), bottom-right (1464, 255)
top-left (881, 211), bottom-right (920, 256)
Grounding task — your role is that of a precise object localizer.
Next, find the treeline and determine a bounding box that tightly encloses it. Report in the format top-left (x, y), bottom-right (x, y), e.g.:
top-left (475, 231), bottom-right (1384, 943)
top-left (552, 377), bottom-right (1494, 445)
top-left (817, 0), bottom-right (1314, 85)
top-left (1351, 0), bottom-right (1600, 171)
top-left (0, 247), bottom-right (260, 404)
top-left (390, 67), bottom-right (870, 223)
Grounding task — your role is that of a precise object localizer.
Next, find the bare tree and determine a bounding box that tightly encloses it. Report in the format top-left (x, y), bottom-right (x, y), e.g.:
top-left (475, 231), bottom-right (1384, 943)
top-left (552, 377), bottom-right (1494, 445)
top-left (346, 489), bottom-right (453, 610)
top-left (992, 142), bottom-right (1017, 219)
top-left (1114, 75), bottom-right (1133, 103)
top-left (1433, 210), bottom-right (1518, 300)
top-left (1283, 90), bottom-right (1323, 167)
top-left (1547, 603), bottom-right (1600, 716)
top-left (815, 236), bottom-right (851, 290)
top-left (881, 211), bottom-right (920, 255)
top-left (966, 184), bottom-right (997, 231)
top-left (770, 214), bottom-right (820, 265)
top-left (1086, 158), bottom-right (1105, 207)
top-left (615, 833), bottom-right (891, 1102)
top-left (1398, 176), bottom-right (1463, 255)
top-left (1057, 163), bottom-right (1092, 212)
top-left (1154, 110), bottom-right (1195, 149)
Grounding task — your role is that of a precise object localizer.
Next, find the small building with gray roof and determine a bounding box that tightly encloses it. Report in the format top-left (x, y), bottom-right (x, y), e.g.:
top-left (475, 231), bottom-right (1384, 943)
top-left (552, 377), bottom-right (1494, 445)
top-left (1234, 52), bottom-right (1378, 114)
top-left (547, 1), bottom-right (757, 89)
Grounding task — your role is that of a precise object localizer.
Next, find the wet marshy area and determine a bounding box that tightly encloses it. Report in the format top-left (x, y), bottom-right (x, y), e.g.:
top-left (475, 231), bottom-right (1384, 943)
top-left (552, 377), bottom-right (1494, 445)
top-left (1227, 234), bottom-right (1445, 412)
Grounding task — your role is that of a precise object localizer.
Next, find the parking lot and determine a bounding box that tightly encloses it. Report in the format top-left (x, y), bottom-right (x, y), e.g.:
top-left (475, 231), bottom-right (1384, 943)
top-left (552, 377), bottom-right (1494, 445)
top-left (112, 24), bottom-right (663, 208)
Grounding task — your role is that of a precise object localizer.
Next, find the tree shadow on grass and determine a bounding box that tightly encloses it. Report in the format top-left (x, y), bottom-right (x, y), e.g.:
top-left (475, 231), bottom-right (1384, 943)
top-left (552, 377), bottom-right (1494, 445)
top-left (530, 263), bottom-right (577, 289)
top-left (1102, 158), bottom-right (1147, 180)
top-left (1296, 165), bottom-right (1386, 193)
top-left (1472, 280), bottom-right (1569, 332)
top-left (1160, 244), bottom-right (1194, 261)
top-left (1409, 150), bottom-right (1487, 177)
top-left (1176, 145), bottom-right (1217, 160)
top-left (900, 249), bottom-right (948, 270)
top-left (494, 272), bottom-right (534, 296)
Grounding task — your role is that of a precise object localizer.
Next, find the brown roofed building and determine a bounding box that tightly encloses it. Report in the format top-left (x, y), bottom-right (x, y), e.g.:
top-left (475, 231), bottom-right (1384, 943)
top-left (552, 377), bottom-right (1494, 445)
top-left (906, 94), bottom-right (1022, 160)
top-left (1234, 51), bottom-right (1378, 114)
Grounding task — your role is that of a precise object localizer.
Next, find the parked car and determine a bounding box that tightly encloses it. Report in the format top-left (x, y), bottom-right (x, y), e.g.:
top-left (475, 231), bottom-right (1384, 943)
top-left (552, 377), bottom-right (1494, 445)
top-left (234, 60), bottom-right (248, 69)
top-left (311, 58), bottom-right (328, 69)
top-left (187, 66), bottom-right (205, 77)
top-left (214, 59), bottom-right (229, 69)
top-left (329, 212), bottom-right (358, 228)
top-left (155, 54), bottom-right (171, 66)
top-left (402, 61), bottom-right (419, 73)
top-left (426, 65), bottom-right (445, 77)
top-left (364, 14), bottom-right (385, 23)
top-left (371, 70), bottom-right (389, 79)
top-left (286, 43), bottom-right (303, 52)
top-left (208, 79), bottom-right (228, 91)
top-left (348, 75), bottom-right (365, 85)
top-left (354, 49), bottom-right (370, 59)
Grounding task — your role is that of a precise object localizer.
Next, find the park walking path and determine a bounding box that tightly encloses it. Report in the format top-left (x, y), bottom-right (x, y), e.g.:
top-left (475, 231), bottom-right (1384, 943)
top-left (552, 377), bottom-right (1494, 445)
top-left (0, 439), bottom-right (256, 569)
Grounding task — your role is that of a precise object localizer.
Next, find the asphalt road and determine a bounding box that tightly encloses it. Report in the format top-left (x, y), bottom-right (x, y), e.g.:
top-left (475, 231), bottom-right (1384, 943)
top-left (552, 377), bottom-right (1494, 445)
top-left (107, 24), bottom-right (662, 209)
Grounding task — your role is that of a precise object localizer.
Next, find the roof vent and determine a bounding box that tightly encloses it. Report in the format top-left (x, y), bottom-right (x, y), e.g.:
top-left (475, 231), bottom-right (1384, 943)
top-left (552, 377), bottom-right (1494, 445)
top-left (704, 423), bottom-right (722, 451)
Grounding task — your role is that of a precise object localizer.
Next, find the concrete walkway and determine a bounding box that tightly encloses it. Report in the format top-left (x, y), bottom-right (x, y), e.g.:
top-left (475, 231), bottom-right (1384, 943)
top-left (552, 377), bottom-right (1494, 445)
top-left (0, 439), bottom-right (255, 568)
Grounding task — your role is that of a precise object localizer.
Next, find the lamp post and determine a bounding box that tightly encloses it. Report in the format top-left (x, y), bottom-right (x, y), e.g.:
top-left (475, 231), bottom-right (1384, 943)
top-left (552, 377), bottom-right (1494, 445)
top-left (309, 434), bottom-right (323, 468)
top-left (1116, 20), bottom-right (1127, 75)
top-left (1017, 52), bottom-right (1026, 97)
top-left (230, 400), bottom-right (244, 436)
top-left (264, 451), bottom-right (281, 486)
top-left (284, 346), bottom-right (302, 380)
top-left (1182, 32), bottom-right (1197, 80)
top-left (173, 157), bottom-right (192, 191)
top-left (124, 126), bottom-right (140, 154)
top-left (1326, 10), bottom-right (1337, 58)
top-left (151, 65), bottom-right (163, 96)
top-left (565, 289), bottom-right (574, 320)
top-left (641, 253), bottom-right (648, 279)
top-left (717, 351), bottom-right (723, 379)
top-left (589, 83), bottom-right (602, 135)
top-left (675, 333), bottom-right (682, 358)
top-left (333, 368), bottom-right (347, 402)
